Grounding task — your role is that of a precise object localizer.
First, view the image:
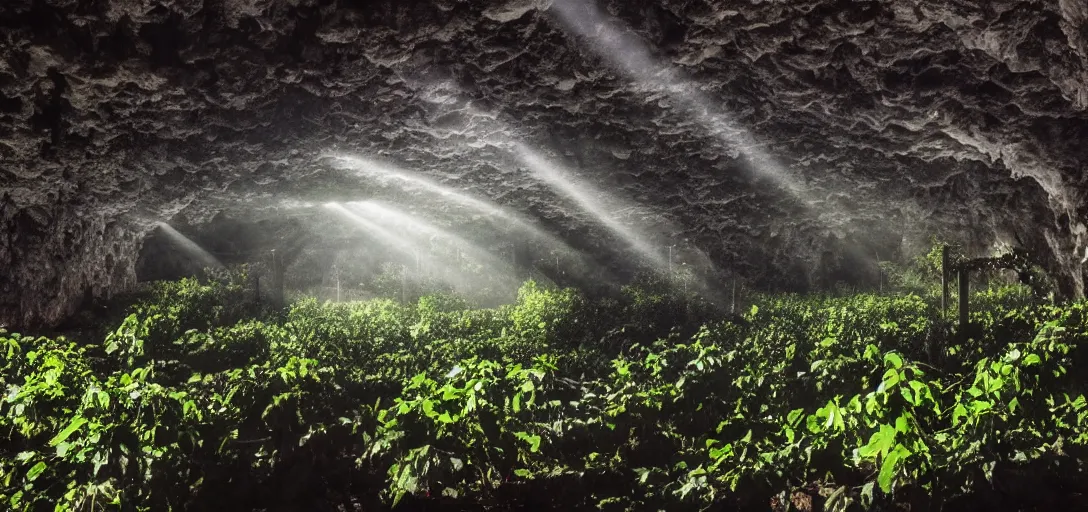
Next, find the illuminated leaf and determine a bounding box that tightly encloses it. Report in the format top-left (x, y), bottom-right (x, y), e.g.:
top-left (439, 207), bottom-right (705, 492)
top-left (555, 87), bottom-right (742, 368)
top-left (50, 417), bottom-right (88, 447)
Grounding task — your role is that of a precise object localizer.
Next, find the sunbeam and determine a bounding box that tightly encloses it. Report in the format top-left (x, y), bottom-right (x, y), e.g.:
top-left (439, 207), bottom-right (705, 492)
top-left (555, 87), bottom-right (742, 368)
top-left (347, 201), bottom-right (519, 276)
top-left (325, 202), bottom-right (519, 294)
top-left (154, 221), bottom-right (225, 271)
top-left (324, 152), bottom-right (593, 261)
top-left (325, 154), bottom-right (507, 218)
top-left (323, 202), bottom-right (421, 259)
top-left (512, 142), bottom-right (670, 269)
top-left (547, 0), bottom-right (806, 199)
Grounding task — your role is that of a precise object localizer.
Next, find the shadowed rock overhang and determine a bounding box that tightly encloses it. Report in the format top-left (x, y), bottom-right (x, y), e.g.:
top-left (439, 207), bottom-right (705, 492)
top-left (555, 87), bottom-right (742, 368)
top-left (1, 0), bottom-right (1086, 327)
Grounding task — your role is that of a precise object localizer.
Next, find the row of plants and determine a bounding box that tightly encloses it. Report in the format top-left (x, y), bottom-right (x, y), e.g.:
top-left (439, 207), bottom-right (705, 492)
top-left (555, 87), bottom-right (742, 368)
top-left (3, 271), bottom-right (1087, 510)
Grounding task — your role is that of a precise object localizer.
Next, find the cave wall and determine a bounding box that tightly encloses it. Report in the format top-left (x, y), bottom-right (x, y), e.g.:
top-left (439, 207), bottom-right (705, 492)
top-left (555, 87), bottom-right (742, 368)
top-left (1, 0), bottom-right (1086, 328)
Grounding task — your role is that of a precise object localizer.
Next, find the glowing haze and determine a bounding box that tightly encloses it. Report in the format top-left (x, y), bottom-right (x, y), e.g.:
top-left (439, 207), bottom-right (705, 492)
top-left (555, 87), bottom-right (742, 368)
top-left (348, 201), bottom-right (518, 276)
top-left (325, 154), bottom-right (505, 217)
top-left (324, 202), bottom-right (522, 294)
top-left (325, 152), bottom-right (594, 265)
top-left (512, 142), bottom-right (670, 269)
top-left (154, 222), bottom-right (224, 271)
top-left (547, 0), bottom-right (806, 199)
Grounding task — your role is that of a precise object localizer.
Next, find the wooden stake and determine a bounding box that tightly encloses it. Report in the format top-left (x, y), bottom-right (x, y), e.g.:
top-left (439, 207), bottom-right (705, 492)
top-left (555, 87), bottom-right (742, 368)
top-left (941, 246), bottom-right (950, 319)
top-left (959, 268), bottom-right (970, 341)
top-left (731, 277), bottom-right (737, 315)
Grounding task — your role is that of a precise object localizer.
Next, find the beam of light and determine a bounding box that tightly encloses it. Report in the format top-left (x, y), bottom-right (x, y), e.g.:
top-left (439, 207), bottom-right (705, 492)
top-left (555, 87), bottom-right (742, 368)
top-left (354, 198), bottom-right (620, 287)
top-left (324, 202), bottom-right (516, 293)
top-left (395, 85), bottom-right (715, 289)
top-left (279, 200), bottom-right (317, 209)
top-left (154, 222), bottom-right (224, 270)
top-left (323, 202), bottom-right (422, 259)
top-left (513, 143), bottom-right (670, 269)
top-left (347, 201), bottom-right (518, 275)
top-left (325, 154), bottom-right (507, 218)
top-left (324, 152), bottom-right (591, 260)
top-left (547, 0), bottom-right (806, 199)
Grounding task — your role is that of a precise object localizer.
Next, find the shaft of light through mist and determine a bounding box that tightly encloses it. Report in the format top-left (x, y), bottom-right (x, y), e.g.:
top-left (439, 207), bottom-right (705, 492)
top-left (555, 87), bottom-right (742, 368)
top-left (514, 144), bottom-right (669, 269)
top-left (326, 152), bottom-right (586, 257)
top-left (155, 222), bottom-right (224, 270)
top-left (354, 198), bottom-right (614, 287)
top-left (347, 201), bottom-right (518, 275)
top-left (324, 203), bottom-right (422, 259)
top-left (327, 154), bottom-right (506, 218)
top-left (325, 203), bottom-right (516, 293)
top-left (548, 0), bottom-right (805, 199)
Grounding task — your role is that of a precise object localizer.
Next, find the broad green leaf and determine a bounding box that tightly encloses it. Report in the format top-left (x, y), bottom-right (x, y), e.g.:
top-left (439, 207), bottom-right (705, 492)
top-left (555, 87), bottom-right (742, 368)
top-left (50, 417), bottom-right (88, 447)
top-left (709, 444), bottom-right (733, 461)
top-left (859, 424), bottom-right (896, 459)
top-left (895, 414), bottom-right (910, 434)
top-left (884, 352), bottom-right (903, 369)
top-left (952, 404), bottom-right (967, 426)
top-left (908, 381), bottom-right (927, 403)
top-left (421, 399), bottom-right (436, 418)
top-left (1005, 348), bottom-right (1021, 363)
top-left (882, 368), bottom-right (901, 388)
top-left (93, 393), bottom-right (108, 413)
top-left (900, 386), bottom-right (915, 406)
top-left (878, 444), bottom-right (911, 493)
top-left (515, 432), bottom-right (542, 452)
top-left (26, 461), bottom-right (47, 482)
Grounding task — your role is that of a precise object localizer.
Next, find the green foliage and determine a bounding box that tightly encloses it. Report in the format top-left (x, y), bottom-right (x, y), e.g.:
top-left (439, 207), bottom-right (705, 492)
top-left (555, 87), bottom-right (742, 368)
top-left (3, 276), bottom-right (1088, 511)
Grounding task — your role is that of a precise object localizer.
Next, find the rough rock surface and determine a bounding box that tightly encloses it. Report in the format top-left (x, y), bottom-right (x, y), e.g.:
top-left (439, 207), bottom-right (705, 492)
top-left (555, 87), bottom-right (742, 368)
top-left (1, 0), bottom-right (1087, 327)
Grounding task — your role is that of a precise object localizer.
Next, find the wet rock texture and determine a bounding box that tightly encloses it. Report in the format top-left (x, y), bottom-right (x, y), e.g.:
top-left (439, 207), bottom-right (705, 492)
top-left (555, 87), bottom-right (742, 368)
top-left (1, 0), bottom-right (1086, 327)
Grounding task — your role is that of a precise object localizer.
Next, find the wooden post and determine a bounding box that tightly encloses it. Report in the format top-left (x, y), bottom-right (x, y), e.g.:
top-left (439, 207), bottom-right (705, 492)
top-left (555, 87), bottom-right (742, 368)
top-left (941, 246), bottom-right (950, 319)
top-left (875, 250), bottom-right (882, 294)
top-left (958, 267), bottom-right (970, 340)
top-left (400, 264), bottom-right (407, 304)
top-left (270, 250), bottom-right (285, 306)
top-left (731, 277), bottom-right (737, 315)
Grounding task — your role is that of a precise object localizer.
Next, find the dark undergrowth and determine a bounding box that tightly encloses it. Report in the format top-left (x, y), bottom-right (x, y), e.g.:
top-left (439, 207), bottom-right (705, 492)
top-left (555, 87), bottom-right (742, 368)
top-left (4, 271), bottom-right (1088, 511)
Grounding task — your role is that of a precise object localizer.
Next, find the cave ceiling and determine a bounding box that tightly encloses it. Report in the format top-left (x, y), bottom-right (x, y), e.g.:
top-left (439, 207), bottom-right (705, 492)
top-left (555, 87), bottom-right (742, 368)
top-left (1, 0), bottom-right (1087, 327)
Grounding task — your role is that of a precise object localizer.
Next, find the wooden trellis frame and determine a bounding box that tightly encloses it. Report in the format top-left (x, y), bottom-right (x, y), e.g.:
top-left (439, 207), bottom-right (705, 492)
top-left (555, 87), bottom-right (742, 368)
top-left (941, 246), bottom-right (1043, 340)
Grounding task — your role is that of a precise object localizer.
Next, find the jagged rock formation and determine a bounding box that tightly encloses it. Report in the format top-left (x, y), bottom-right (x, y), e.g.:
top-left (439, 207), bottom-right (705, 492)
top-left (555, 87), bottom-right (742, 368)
top-left (1, 0), bottom-right (1086, 328)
